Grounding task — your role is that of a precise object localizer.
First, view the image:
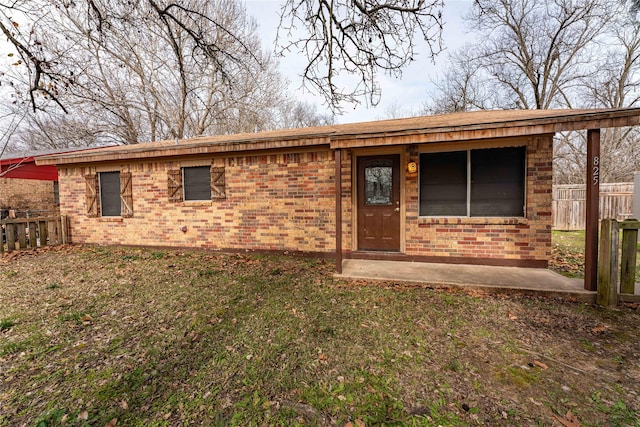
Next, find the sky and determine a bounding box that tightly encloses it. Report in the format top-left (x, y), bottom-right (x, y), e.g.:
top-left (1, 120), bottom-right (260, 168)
top-left (244, 0), bottom-right (474, 124)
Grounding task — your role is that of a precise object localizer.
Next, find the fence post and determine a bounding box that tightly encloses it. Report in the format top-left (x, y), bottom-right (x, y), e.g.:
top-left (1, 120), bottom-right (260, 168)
top-left (17, 223), bottom-right (27, 249)
top-left (39, 220), bottom-right (48, 247)
top-left (28, 221), bottom-right (37, 248)
top-left (597, 218), bottom-right (619, 307)
top-left (634, 172), bottom-right (640, 221)
top-left (61, 215), bottom-right (68, 244)
top-left (620, 220), bottom-right (639, 294)
top-left (6, 222), bottom-right (16, 251)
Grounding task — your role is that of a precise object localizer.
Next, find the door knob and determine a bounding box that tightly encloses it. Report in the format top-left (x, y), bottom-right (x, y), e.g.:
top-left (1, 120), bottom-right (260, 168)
top-left (394, 207), bottom-right (400, 212)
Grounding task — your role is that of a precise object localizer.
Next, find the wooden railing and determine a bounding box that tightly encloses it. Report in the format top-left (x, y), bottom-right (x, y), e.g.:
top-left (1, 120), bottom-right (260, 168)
top-left (597, 218), bottom-right (640, 306)
top-left (0, 216), bottom-right (68, 253)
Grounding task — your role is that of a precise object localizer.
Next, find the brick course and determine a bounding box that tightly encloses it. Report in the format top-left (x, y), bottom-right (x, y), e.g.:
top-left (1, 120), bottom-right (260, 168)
top-left (59, 150), bottom-right (336, 253)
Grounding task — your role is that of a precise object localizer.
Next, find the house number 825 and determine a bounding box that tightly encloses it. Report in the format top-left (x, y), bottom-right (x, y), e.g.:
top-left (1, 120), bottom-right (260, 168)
top-left (592, 156), bottom-right (599, 186)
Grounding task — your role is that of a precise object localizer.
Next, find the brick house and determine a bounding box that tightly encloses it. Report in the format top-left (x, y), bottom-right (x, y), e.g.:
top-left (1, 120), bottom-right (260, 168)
top-left (0, 151), bottom-right (62, 216)
top-left (37, 109), bottom-right (640, 271)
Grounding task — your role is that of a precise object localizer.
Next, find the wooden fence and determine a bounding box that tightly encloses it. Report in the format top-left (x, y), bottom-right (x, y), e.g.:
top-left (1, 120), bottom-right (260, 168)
top-left (553, 183), bottom-right (634, 230)
top-left (597, 218), bottom-right (640, 306)
top-left (1, 216), bottom-right (68, 253)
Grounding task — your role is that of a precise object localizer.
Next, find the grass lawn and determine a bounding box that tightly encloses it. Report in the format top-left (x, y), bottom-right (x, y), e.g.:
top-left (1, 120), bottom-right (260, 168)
top-left (1, 245), bottom-right (639, 426)
top-left (550, 230), bottom-right (586, 278)
top-left (551, 229), bottom-right (640, 283)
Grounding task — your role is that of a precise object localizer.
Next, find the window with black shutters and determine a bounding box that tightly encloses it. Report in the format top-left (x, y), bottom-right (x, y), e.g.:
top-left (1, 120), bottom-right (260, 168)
top-left (420, 146), bottom-right (526, 217)
top-left (183, 166), bottom-right (211, 201)
top-left (99, 171), bottom-right (121, 217)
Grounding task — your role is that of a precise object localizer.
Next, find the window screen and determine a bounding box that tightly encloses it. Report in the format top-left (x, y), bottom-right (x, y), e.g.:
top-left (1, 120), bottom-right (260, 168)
top-left (420, 151), bottom-right (467, 216)
top-left (470, 147), bottom-right (525, 217)
top-left (420, 146), bottom-right (526, 217)
top-left (100, 172), bottom-right (121, 217)
top-left (183, 166), bottom-right (211, 201)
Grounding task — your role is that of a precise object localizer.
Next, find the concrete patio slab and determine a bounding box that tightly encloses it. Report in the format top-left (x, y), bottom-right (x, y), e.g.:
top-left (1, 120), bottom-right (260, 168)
top-left (335, 259), bottom-right (596, 302)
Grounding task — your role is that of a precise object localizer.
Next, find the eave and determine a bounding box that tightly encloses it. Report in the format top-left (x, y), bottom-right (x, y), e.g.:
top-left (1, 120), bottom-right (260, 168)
top-left (36, 108), bottom-right (640, 166)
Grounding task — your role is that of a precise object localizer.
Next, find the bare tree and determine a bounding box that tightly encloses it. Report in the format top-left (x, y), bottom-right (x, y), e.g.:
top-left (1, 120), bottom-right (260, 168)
top-left (1, 1), bottom-right (315, 145)
top-left (1, 0), bottom-right (445, 116)
top-left (473, 0), bottom-right (612, 109)
top-left (10, 112), bottom-right (106, 151)
top-left (276, 0), bottom-right (444, 112)
top-left (0, 0), bottom-right (263, 113)
top-left (277, 0), bottom-right (443, 112)
top-left (555, 12), bottom-right (640, 183)
top-left (425, 0), bottom-right (640, 184)
top-left (424, 48), bottom-right (494, 114)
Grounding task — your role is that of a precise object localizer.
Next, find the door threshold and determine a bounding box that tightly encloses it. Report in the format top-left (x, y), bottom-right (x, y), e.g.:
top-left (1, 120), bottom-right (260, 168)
top-left (349, 251), bottom-right (406, 261)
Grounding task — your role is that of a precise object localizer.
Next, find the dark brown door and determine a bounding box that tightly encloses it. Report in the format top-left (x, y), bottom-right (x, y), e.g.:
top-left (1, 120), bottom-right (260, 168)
top-left (357, 154), bottom-right (401, 251)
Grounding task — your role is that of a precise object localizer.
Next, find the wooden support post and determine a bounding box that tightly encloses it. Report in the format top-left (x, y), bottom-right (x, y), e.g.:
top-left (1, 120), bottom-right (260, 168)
top-left (0, 226), bottom-right (4, 253)
top-left (6, 223), bottom-right (15, 251)
top-left (585, 129), bottom-right (601, 291)
top-left (335, 149), bottom-right (343, 274)
top-left (39, 220), bottom-right (48, 247)
top-left (620, 220), bottom-right (639, 294)
top-left (597, 219), bottom-right (619, 307)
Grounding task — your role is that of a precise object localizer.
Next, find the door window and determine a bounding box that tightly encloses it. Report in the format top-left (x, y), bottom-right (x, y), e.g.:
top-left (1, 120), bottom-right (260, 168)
top-left (364, 159), bottom-right (393, 206)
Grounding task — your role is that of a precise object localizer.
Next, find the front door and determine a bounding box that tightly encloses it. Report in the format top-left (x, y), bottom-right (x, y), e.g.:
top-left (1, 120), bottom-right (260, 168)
top-left (357, 154), bottom-right (401, 251)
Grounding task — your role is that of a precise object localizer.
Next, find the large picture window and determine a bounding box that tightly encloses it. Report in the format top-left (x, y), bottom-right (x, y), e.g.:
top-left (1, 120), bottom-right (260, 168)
top-left (420, 146), bottom-right (526, 217)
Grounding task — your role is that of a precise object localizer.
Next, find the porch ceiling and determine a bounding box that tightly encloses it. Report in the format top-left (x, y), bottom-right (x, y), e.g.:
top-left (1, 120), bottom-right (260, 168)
top-left (36, 108), bottom-right (640, 166)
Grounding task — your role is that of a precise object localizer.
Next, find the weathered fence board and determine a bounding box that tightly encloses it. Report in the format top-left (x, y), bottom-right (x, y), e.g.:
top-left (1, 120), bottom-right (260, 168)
top-left (596, 219), bottom-right (640, 306)
top-left (597, 219), bottom-right (619, 307)
top-left (1, 216), bottom-right (67, 253)
top-left (620, 220), bottom-right (640, 295)
top-left (6, 224), bottom-right (16, 251)
top-left (553, 183), bottom-right (633, 230)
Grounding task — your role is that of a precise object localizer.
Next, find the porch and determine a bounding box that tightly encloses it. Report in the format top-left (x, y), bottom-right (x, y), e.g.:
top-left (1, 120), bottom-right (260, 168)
top-left (336, 259), bottom-right (605, 302)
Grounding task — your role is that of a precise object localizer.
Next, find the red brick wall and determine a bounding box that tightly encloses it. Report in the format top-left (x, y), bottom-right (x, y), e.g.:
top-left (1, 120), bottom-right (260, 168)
top-left (403, 135), bottom-right (552, 265)
top-left (58, 150), bottom-right (336, 253)
top-left (0, 178), bottom-right (59, 213)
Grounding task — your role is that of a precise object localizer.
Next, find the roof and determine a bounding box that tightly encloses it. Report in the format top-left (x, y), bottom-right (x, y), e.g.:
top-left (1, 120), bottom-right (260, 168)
top-left (1, 149), bottom-right (68, 180)
top-left (36, 108), bottom-right (640, 166)
top-left (0, 147), bottom-right (102, 162)
top-left (2, 147), bottom-right (112, 180)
